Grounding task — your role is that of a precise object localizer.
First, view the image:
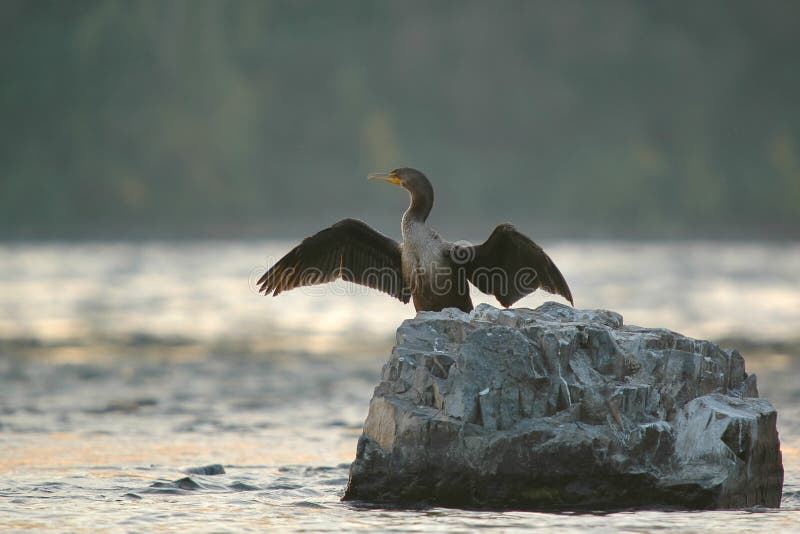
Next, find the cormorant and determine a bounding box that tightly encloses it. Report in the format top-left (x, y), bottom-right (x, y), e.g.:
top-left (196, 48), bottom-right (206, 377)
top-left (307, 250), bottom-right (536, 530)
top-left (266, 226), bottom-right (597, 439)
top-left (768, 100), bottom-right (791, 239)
top-left (257, 168), bottom-right (573, 312)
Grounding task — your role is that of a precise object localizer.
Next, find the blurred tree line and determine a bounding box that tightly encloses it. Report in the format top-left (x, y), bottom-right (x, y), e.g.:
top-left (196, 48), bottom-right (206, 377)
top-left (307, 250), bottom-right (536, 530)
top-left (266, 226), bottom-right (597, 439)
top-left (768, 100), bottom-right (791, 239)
top-left (1, 0), bottom-right (799, 239)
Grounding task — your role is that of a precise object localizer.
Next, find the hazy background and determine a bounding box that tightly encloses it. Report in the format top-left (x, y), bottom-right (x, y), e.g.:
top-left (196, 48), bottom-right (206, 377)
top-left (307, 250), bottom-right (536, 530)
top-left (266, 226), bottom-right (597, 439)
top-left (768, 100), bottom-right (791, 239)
top-left (2, 0), bottom-right (799, 240)
top-left (2, 3), bottom-right (800, 530)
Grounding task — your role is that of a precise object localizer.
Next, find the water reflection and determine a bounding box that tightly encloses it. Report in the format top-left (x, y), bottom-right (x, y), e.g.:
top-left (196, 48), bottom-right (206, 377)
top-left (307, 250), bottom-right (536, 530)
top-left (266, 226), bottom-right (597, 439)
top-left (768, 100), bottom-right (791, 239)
top-left (1, 241), bottom-right (799, 530)
top-left (1, 241), bottom-right (799, 352)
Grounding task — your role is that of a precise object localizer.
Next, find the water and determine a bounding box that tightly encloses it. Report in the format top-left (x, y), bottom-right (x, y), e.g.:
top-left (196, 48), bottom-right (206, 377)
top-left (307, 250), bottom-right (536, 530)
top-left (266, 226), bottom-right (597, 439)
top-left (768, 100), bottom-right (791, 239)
top-left (1, 241), bottom-right (799, 531)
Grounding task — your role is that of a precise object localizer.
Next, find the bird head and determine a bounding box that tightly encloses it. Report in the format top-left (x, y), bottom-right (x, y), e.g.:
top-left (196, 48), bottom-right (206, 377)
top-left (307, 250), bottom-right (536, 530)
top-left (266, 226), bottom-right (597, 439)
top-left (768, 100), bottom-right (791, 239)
top-left (368, 167), bottom-right (432, 196)
top-left (369, 167), bottom-right (435, 222)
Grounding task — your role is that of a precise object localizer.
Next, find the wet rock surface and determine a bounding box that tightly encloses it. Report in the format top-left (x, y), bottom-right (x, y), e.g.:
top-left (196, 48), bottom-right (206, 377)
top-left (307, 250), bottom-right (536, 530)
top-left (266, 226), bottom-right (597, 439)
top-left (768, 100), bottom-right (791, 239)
top-left (344, 303), bottom-right (784, 510)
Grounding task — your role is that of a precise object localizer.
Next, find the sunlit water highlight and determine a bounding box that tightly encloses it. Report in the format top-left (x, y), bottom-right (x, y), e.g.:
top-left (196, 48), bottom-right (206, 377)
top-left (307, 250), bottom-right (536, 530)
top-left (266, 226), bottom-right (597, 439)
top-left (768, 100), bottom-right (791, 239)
top-left (1, 241), bottom-right (799, 531)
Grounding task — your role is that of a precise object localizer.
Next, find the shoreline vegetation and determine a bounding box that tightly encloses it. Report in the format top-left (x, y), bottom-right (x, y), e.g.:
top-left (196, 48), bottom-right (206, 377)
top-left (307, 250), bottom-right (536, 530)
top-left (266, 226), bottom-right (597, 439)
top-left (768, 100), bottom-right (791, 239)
top-left (2, 1), bottom-right (800, 241)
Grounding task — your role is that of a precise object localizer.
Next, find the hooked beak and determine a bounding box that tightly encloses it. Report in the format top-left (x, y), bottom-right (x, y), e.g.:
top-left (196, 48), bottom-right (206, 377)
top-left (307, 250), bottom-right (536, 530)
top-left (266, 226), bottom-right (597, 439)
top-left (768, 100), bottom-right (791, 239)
top-left (368, 171), bottom-right (402, 186)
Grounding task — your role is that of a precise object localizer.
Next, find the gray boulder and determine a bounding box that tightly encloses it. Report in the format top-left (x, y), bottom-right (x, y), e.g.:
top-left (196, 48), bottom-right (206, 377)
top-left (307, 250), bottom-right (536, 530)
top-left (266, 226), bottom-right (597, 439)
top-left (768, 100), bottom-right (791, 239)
top-left (343, 302), bottom-right (783, 509)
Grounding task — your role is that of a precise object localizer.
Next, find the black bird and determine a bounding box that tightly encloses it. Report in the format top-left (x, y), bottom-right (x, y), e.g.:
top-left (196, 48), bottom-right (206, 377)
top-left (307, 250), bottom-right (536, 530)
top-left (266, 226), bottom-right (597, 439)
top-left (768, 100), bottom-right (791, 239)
top-left (257, 168), bottom-right (573, 312)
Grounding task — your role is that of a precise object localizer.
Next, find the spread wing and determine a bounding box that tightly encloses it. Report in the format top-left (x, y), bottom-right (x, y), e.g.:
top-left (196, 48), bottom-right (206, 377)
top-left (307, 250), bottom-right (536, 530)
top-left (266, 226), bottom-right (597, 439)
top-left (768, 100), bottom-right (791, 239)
top-left (257, 218), bottom-right (409, 303)
top-left (449, 223), bottom-right (573, 307)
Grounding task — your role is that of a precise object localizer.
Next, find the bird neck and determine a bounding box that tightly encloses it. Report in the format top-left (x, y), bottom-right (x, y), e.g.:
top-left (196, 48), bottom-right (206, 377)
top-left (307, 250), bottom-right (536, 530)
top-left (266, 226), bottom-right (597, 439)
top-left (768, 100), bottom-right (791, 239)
top-left (402, 186), bottom-right (433, 226)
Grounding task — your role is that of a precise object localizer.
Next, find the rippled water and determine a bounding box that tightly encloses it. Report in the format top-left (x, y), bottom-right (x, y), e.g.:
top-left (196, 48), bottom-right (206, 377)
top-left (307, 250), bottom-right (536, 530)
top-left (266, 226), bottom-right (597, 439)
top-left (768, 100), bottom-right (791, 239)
top-left (1, 241), bottom-right (799, 531)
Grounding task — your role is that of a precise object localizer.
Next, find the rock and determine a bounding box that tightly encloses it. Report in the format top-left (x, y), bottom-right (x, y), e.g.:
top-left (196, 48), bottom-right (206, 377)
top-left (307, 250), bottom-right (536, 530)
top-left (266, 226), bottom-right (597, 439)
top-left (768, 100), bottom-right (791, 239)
top-left (343, 302), bottom-right (783, 510)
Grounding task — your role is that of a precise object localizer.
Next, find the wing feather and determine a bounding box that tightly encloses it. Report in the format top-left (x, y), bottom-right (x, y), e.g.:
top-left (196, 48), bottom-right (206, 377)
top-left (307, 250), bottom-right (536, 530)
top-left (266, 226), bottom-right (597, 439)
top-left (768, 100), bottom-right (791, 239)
top-left (258, 218), bottom-right (409, 303)
top-left (451, 223), bottom-right (573, 307)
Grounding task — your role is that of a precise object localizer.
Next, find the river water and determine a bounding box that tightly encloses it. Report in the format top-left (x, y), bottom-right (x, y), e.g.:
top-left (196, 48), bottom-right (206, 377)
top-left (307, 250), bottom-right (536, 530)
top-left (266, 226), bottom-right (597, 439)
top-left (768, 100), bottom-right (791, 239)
top-left (1, 241), bottom-right (799, 531)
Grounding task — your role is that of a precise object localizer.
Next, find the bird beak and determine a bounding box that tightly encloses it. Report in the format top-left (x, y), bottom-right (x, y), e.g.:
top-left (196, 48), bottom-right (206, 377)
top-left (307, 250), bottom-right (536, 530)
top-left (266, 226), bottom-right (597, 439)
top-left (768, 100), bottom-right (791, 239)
top-left (368, 172), bottom-right (401, 185)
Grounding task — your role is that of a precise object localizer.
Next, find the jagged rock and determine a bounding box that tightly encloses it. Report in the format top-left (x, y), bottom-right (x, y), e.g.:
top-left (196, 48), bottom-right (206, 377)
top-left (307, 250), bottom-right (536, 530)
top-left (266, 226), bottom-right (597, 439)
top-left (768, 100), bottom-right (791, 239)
top-left (343, 303), bottom-right (783, 510)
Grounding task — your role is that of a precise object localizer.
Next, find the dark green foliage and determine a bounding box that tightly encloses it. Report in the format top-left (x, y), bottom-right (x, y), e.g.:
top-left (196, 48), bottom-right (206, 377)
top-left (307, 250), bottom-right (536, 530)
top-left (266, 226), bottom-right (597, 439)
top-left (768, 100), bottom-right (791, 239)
top-left (1, 0), bottom-right (798, 238)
